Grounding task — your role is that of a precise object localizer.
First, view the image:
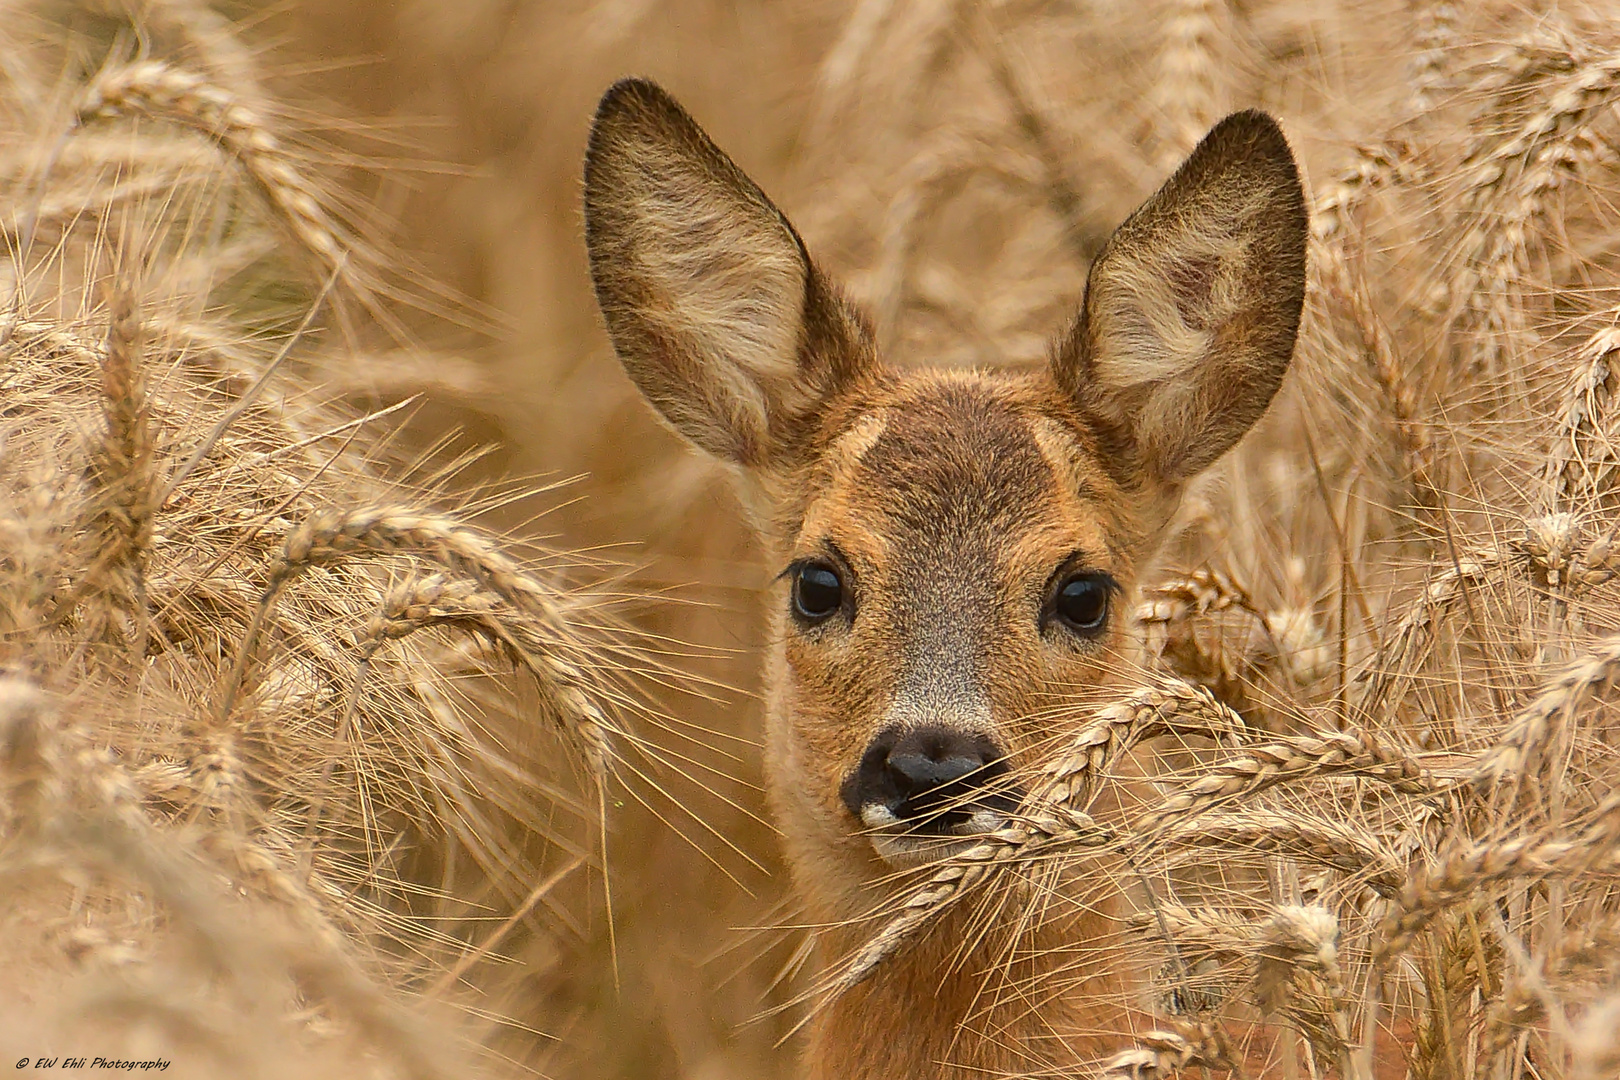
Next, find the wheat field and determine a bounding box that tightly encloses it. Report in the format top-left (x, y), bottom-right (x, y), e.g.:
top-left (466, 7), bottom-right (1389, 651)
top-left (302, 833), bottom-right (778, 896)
top-left (3, 0), bottom-right (1620, 1077)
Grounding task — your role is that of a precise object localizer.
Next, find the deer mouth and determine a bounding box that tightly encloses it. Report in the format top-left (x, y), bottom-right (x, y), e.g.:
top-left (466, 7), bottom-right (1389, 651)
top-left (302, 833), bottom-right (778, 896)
top-left (858, 800), bottom-right (1018, 867)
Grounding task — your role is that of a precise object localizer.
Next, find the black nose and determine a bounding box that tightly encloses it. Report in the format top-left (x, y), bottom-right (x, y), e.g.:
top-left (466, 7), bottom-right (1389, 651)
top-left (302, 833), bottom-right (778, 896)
top-left (840, 726), bottom-right (1018, 832)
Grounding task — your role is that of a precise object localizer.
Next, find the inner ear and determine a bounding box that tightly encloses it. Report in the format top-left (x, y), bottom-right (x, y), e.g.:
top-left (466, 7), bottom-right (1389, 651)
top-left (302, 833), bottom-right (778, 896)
top-left (1053, 109), bottom-right (1307, 488)
top-left (584, 78), bottom-right (873, 468)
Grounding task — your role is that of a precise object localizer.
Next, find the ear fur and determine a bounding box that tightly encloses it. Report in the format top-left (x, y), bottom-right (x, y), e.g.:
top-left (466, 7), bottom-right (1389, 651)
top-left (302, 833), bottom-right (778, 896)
top-left (584, 78), bottom-right (869, 466)
top-left (1054, 110), bottom-right (1307, 487)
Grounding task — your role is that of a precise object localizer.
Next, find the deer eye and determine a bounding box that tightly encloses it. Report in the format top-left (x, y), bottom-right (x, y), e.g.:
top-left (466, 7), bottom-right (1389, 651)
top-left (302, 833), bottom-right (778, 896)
top-left (1049, 572), bottom-right (1114, 636)
top-left (792, 561), bottom-right (844, 623)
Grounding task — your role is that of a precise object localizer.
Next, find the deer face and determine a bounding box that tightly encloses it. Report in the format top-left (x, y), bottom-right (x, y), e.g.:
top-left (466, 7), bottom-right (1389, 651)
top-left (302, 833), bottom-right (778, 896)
top-left (582, 78), bottom-right (1306, 918)
top-left (760, 372), bottom-right (1146, 896)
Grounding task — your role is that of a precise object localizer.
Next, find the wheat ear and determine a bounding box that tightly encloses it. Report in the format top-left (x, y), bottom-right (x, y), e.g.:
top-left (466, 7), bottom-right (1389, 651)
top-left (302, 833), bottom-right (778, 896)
top-left (1543, 324), bottom-right (1620, 511)
top-left (1102, 1022), bottom-right (1233, 1078)
top-left (1452, 42), bottom-right (1620, 378)
top-left (0, 678), bottom-right (57, 835)
top-left (1148, 0), bottom-right (1227, 165)
top-left (228, 506), bottom-right (616, 776)
top-left (1041, 679), bottom-right (1247, 807)
top-left (1377, 790), bottom-right (1620, 963)
top-left (1158, 809), bottom-right (1406, 896)
top-left (1405, 0), bottom-right (1460, 111)
top-left (1137, 567), bottom-right (1256, 625)
top-left (833, 680), bottom-right (1236, 995)
top-left (1353, 546), bottom-right (1507, 712)
top-left (0, 314), bottom-right (106, 366)
top-left (77, 61), bottom-right (347, 283)
top-left (1472, 634), bottom-right (1620, 791)
top-left (81, 283), bottom-right (155, 650)
top-left (1137, 726), bottom-right (1436, 832)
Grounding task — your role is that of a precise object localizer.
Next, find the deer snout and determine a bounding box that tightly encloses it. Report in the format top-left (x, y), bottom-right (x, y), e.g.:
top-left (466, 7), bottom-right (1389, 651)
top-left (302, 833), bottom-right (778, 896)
top-left (840, 726), bottom-right (1020, 836)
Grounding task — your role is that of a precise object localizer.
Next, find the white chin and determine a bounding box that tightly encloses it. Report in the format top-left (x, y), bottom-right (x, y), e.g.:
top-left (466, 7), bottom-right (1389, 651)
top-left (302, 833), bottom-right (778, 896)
top-left (859, 805), bottom-right (1004, 869)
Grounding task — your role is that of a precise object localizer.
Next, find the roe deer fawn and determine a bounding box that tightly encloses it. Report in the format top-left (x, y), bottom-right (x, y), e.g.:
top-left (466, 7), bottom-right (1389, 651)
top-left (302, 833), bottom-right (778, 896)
top-left (584, 78), bottom-right (1306, 1078)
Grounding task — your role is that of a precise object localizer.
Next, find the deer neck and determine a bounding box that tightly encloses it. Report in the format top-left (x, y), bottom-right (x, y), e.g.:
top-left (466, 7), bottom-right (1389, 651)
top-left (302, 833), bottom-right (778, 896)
top-left (801, 899), bottom-right (1120, 1080)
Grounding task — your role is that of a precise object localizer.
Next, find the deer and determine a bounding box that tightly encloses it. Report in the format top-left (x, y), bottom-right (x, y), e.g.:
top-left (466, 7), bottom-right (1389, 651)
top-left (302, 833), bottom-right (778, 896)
top-left (582, 77), bottom-right (1306, 1079)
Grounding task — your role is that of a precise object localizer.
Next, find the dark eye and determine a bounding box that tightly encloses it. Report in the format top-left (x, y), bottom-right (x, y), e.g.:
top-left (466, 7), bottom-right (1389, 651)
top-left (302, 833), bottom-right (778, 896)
top-left (1052, 573), bottom-right (1112, 635)
top-left (792, 562), bottom-right (844, 622)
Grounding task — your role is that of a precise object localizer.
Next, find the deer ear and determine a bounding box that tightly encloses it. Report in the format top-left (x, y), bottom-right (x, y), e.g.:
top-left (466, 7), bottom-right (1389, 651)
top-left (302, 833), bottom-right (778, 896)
top-left (584, 78), bottom-right (870, 467)
top-left (1054, 110), bottom-right (1306, 488)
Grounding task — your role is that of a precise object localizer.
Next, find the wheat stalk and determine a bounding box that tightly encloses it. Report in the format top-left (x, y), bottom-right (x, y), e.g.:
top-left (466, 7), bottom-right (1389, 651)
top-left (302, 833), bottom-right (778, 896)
top-left (79, 283), bottom-right (155, 651)
top-left (1544, 324), bottom-right (1620, 512)
top-left (831, 680), bottom-right (1242, 995)
top-left (231, 506), bottom-right (617, 776)
top-left (1040, 679), bottom-right (1247, 807)
top-left (1471, 634), bottom-right (1620, 795)
top-left (1451, 41), bottom-right (1620, 380)
top-left (1354, 546), bottom-right (1508, 712)
top-left (1137, 726), bottom-right (1437, 832)
top-left (1137, 567), bottom-right (1257, 625)
top-left (76, 61), bottom-right (348, 285)
top-left (1405, 0), bottom-right (1461, 112)
top-left (1377, 790), bottom-right (1620, 963)
top-left (1147, 0), bottom-right (1229, 165)
top-left (1157, 809), bottom-right (1407, 896)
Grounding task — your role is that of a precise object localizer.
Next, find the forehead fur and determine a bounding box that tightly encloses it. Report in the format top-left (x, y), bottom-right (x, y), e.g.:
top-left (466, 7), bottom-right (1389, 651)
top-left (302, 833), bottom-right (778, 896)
top-left (856, 374), bottom-right (1064, 538)
top-left (782, 370), bottom-right (1138, 563)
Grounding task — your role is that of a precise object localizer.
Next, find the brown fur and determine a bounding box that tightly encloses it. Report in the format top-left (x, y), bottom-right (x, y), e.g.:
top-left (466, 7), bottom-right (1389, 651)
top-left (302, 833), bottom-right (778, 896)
top-left (584, 77), bottom-right (1306, 1078)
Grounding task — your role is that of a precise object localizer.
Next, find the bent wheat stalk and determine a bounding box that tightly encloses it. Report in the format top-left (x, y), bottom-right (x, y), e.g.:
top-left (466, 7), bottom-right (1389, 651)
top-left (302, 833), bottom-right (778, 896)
top-left (1136, 726), bottom-right (1438, 832)
top-left (1471, 634), bottom-right (1620, 795)
top-left (1157, 809), bottom-right (1407, 896)
top-left (223, 506), bottom-right (617, 776)
top-left (76, 60), bottom-right (348, 283)
top-left (832, 680), bottom-right (1240, 995)
top-left (1376, 789), bottom-right (1620, 963)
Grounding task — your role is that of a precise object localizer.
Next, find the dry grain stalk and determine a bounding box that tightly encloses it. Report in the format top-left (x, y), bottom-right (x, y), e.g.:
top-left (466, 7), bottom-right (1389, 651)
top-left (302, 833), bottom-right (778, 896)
top-left (1102, 1021), bottom-right (1233, 1079)
top-left (969, 5), bottom-right (1101, 264)
top-left (869, 138), bottom-right (1045, 347)
top-left (78, 284), bottom-right (155, 647)
top-left (1355, 523), bottom-right (1620, 714)
top-left (76, 61), bottom-right (349, 286)
top-left (1136, 726), bottom-right (1436, 832)
top-left (1157, 809), bottom-right (1407, 896)
top-left (1146, 0), bottom-right (1229, 166)
top-left (1405, 0), bottom-right (1461, 112)
top-left (1039, 678), bottom-right (1247, 809)
top-left (1136, 568), bottom-right (1272, 712)
top-left (237, 505), bottom-right (617, 776)
top-left (0, 679), bottom-right (461, 1080)
top-left (1472, 633), bottom-right (1620, 793)
top-left (1544, 324), bottom-right (1620, 513)
top-left (829, 679), bottom-right (1239, 997)
top-left (1324, 232), bottom-right (1435, 487)
top-left (1377, 788), bottom-right (1620, 963)
top-left (1450, 38), bottom-right (1620, 380)
top-left (1354, 544), bottom-right (1513, 714)
top-left (1129, 903), bottom-right (1349, 1065)
top-left (0, 314), bottom-right (104, 367)
top-left (1137, 567), bottom-right (1256, 625)
top-left (1312, 141), bottom-right (1418, 247)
